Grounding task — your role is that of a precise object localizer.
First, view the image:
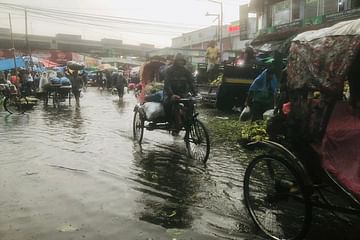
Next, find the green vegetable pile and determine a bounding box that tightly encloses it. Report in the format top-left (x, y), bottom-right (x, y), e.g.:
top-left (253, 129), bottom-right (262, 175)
top-left (206, 115), bottom-right (269, 145)
top-left (145, 82), bottom-right (164, 94)
top-left (239, 121), bottom-right (269, 143)
top-left (209, 74), bottom-right (223, 87)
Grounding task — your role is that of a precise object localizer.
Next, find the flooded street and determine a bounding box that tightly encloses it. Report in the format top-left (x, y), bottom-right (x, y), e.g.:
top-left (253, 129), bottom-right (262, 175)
top-left (0, 88), bottom-right (256, 240)
top-left (1, 88), bottom-right (360, 240)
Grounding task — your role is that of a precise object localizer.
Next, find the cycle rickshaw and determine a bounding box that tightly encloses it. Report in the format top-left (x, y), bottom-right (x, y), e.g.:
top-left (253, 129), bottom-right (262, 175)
top-left (132, 96), bottom-right (210, 164)
top-left (243, 19), bottom-right (360, 240)
top-left (43, 70), bottom-right (72, 108)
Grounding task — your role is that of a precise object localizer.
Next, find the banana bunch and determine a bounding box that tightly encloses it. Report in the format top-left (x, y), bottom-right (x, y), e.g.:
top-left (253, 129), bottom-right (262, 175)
top-left (239, 121), bottom-right (269, 142)
top-left (210, 74), bottom-right (223, 87)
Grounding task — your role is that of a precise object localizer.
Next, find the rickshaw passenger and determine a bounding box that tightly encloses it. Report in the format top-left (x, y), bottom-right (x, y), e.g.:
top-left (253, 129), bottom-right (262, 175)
top-left (163, 53), bottom-right (196, 132)
top-left (138, 56), bottom-right (164, 104)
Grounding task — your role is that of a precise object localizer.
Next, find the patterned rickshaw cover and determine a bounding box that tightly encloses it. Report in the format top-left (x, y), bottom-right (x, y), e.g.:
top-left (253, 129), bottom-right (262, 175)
top-left (287, 18), bottom-right (360, 93)
top-left (286, 18), bottom-right (360, 199)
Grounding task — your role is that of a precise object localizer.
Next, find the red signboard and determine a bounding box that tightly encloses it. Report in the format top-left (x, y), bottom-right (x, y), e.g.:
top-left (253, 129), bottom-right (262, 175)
top-left (227, 25), bottom-right (241, 32)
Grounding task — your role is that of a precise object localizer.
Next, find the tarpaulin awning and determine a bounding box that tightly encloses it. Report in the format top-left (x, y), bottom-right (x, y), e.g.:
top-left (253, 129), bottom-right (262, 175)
top-left (40, 59), bottom-right (59, 68)
top-left (0, 57), bottom-right (26, 71)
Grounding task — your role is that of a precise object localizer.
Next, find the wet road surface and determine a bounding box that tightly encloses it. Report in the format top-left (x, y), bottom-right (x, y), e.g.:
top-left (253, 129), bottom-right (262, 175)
top-left (0, 88), bottom-right (360, 240)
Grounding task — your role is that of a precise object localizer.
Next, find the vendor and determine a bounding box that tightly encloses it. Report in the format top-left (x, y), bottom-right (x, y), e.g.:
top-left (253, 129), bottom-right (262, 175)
top-left (245, 63), bottom-right (278, 121)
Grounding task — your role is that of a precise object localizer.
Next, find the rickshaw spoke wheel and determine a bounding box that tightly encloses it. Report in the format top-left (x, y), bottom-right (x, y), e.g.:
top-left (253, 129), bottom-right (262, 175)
top-left (244, 155), bottom-right (312, 240)
top-left (185, 119), bottom-right (210, 163)
top-left (4, 95), bottom-right (27, 114)
top-left (132, 109), bottom-right (144, 144)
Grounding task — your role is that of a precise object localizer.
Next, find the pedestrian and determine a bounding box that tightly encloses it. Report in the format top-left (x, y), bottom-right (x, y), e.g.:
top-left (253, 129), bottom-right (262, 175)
top-left (112, 71), bottom-right (127, 99)
top-left (205, 40), bottom-right (220, 81)
top-left (66, 69), bottom-right (82, 108)
top-left (0, 71), bottom-right (5, 84)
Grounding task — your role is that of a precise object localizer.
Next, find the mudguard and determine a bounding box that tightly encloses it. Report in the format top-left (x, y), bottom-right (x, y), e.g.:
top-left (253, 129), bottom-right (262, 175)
top-left (246, 140), bottom-right (313, 190)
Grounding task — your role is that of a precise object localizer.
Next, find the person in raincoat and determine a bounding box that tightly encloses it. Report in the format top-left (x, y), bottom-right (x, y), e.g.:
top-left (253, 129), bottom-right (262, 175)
top-left (112, 71), bottom-right (127, 99)
top-left (245, 64), bottom-right (278, 121)
top-left (163, 53), bottom-right (196, 133)
top-left (66, 69), bottom-right (83, 108)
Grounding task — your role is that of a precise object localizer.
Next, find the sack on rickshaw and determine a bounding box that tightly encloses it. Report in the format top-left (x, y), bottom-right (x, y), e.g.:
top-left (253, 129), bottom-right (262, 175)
top-left (143, 102), bottom-right (165, 121)
top-left (60, 77), bottom-right (71, 86)
top-left (263, 109), bottom-right (274, 120)
top-left (239, 106), bottom-right (251, 121)
top-left (50, 77), bottom-right (61, 85)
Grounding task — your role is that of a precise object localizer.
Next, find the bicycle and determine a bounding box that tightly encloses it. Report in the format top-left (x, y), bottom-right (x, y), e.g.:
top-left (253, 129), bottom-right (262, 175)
top-left (0, 83), bottom-right (30, 114)
top-left (132, 96), bottom-right (210, 163)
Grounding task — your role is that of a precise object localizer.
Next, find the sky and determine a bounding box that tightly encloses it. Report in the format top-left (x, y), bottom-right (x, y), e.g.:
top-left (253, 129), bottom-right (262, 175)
top-left (0, 0), bottom-right (250, 47)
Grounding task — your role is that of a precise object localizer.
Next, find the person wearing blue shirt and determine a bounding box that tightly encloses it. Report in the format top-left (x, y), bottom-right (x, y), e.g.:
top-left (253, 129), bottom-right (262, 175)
top-left (245, 65), bottom-right (278, 121)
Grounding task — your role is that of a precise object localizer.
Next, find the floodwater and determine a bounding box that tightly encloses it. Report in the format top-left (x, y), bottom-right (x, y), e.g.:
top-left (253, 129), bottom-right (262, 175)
top-left (0, 88), bottom-right (359, 240)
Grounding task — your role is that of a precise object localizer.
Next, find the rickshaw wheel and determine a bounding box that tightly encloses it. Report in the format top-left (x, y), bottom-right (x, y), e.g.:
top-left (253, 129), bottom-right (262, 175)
top-left (243, 155), bottom-right (312, 240)
top-left (53, 92), bottom-right (61, 108)
top-left (4, 95), bottom-right (28, 114)
top-left (185, 119), bottom-right (210, 163)
top-left (133, 109), bottom-right (144, 144)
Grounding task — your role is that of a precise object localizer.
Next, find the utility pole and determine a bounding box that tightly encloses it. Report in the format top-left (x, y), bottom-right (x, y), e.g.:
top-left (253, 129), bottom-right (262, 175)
top-left (205, 12), bottom-right (220, 42)
top-left (25, 9), bottom-right (32, 70)
top-left (8, 13), bottom-right (17, 69)
top-left (220, 1), bottom-right (223, 61)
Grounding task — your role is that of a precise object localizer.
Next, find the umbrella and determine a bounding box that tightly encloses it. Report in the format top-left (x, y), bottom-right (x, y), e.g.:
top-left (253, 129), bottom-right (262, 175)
top-left (97, 64), bottom-right (118, 71)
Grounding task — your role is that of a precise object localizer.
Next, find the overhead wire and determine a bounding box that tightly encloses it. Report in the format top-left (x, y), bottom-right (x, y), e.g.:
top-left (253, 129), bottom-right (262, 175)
top-left (28, 12), bottom-right (184, 36)
top-left (0, 2), bottom-right (222, 46)
top-left (0, 3), bottom-right (205, 30)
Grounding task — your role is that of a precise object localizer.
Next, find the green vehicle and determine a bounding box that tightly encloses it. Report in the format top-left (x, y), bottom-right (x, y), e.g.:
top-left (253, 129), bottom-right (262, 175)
top-left (196, 63), bottom-right (266, 111)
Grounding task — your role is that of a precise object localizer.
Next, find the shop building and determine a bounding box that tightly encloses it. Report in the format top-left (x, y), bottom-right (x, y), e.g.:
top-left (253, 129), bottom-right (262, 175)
top-left (249, 0), bottom-right (360, 46)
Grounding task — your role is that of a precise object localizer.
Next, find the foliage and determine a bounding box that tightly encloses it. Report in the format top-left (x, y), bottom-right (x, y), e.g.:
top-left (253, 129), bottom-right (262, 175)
top-left (209, 74), bottom-right (223, 87)
top-left (206, 115), bottom-right (269, 145)
top-left (239, 120), bottom-right (269, 143)
top-left (145, 82), bottom-right (164, 94)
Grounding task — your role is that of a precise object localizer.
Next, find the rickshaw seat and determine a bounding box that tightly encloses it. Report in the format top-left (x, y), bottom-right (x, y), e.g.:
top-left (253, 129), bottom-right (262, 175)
top-left (319, 101), bottom-right (360, 198)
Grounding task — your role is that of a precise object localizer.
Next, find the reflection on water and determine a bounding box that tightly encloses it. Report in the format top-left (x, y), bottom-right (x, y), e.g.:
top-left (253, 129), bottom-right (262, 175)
top-left (132, 144), bottom-right (202, 228)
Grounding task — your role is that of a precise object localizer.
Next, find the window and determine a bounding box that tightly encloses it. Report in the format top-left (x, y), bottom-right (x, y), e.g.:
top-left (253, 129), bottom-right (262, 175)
top-left (338, 0), bottom-right (345, 11)
top-left (292, 0), bottom-right (300, 20)
top-left (352, 0), bottom-right (360, 7)
top-left (272, 0), bottom-right (291, 26)
top-left (304, 0), bottom-right (319, 19)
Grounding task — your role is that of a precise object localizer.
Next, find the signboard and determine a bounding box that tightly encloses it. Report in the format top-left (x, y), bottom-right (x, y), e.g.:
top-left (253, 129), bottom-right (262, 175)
top-left (49, 51), bottom-right (72, 64)
top-left (228, 25), bottom-right (240, 32)
top-left (325, 7), bottom-right (360, 21)
top-left (239, 4), bottom-right (249, 40)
